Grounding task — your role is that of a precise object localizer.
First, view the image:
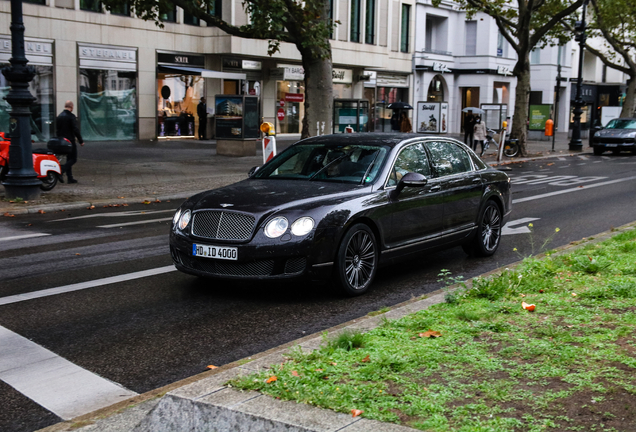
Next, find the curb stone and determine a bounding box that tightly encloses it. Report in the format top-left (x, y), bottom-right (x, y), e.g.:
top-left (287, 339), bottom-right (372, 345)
top-left (39, 220), bottom-right (636, 432)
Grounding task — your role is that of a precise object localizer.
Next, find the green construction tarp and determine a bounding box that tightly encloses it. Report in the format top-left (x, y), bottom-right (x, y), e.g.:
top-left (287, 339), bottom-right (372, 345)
top-left (79, 89), bottom-right (137, 141)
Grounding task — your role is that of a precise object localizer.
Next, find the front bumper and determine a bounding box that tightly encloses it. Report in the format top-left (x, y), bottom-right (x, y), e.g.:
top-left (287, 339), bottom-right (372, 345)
top-left (593, 139), bottom-right (636, 151)
top-left (169, 229), bottom-right (336, 281)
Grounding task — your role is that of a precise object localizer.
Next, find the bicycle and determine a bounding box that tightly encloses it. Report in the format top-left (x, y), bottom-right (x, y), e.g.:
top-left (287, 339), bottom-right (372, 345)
top-left (479, 129), bottom-right (520, 158)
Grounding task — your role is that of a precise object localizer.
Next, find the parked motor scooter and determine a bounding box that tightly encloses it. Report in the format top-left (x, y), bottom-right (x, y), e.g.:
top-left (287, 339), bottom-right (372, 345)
top-left (0, 132), bottom-right (65, 191)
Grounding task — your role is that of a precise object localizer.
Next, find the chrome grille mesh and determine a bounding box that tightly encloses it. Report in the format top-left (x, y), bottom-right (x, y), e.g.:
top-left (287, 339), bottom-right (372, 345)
top-left (284, 257), bottom-right (307, 275)
top-left (174, 250), bottom-right (274, 277)
top-left (192, 211), bottom-right (255, 240)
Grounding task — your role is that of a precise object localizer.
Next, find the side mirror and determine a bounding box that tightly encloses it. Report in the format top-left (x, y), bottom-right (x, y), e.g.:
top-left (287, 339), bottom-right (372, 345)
top-left (392, 172), bottom-right (427, 198)
top-left (248, 166), bottom-right (260, 177)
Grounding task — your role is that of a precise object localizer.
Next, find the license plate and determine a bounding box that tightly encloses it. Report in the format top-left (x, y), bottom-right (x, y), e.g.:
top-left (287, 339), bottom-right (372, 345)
top-left (605, 144), bottom-right (618, 147)
top-left (193, 244), bottom-right (238, 260)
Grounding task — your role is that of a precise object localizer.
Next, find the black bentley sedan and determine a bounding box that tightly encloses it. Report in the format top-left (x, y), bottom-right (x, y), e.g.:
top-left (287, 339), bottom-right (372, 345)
top-left (592, 118), bottom-right (636, 155)
top-left (170, 134), bottom-right (512, 295)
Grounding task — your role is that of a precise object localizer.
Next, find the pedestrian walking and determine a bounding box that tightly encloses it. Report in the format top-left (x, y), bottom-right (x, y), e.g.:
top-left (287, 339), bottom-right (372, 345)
top-left (197, 97), bottom-right (207, 140)
top-left (399, 111), bottom-right (412, 133)
top-left (473, 116), bottom-right (487, 154)
top-left (56, 100), bottom-right (84, 184)
top-left (464, 114), bottom-right (475, 146)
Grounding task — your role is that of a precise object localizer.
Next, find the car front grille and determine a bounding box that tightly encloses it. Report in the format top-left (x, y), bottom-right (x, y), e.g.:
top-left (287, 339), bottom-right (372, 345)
top-left (284, 257), bottom-right (307, 275)
top-left (192, 211), bottom-right (256, 241)
top-left (173, 249), bottom-right (274, 277)
top-left (595, 137), bottom-right (635, 144)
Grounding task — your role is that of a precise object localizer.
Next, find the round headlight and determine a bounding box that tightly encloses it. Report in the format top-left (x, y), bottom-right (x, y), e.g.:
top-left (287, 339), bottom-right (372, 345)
top-left (178, 210), bottom-right (191, 231)
top-left (172, 208), bottom-right (182, 227)
top-left (264, 216), bottom-right (288, 238)
top-left (291, 217), bottom-right (314, 236)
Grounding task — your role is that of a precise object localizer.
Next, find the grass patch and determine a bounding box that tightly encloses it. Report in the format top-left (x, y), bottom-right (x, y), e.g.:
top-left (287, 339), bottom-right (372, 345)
top-left (230, 227), bottom-right (636, 431)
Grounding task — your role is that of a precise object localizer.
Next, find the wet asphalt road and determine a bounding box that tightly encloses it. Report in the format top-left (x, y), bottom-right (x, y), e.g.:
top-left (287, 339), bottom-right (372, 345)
top-left (1, 153), bottom-right (635, 432)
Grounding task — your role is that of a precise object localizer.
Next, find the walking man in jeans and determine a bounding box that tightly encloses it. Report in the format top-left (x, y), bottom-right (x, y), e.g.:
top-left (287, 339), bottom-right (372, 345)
top-left (56, 100), bottom-right (84, 183)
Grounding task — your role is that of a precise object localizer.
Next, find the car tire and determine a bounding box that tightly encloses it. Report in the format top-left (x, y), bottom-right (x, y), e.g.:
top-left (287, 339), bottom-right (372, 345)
top-left (593, 147), bottom-right (604, 156)
top-left (464, 201), bottom-right (502, 257)
top-left (335, 223), bottom-right (378, 296)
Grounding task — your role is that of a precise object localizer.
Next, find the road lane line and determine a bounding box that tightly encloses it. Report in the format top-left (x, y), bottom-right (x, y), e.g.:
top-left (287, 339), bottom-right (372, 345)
top-left (0, 233), bottom-right (51, 242)
top-left (49, 209), bottom-right (176, 222)
top-left (513, 175), bottom-right (636, 204)
top-left (0, 325), bottom-right (137, 420)
top-left (0, 265), bottom-right (176, 306)
top-left (97, 217), bottom-right (173, 228)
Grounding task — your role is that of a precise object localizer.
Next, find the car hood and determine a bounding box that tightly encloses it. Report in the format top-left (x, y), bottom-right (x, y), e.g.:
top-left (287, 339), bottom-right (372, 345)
top-left (191, 179), bottom-right (369, 214)
top-left (595, 128), bottom-right (636, 138)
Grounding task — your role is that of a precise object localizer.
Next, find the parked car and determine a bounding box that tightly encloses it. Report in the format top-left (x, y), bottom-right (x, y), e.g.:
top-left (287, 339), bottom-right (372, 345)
top-left (169, 133), bottom-right (512, 295)
top-left (592, 118), bottom-right (636, 155)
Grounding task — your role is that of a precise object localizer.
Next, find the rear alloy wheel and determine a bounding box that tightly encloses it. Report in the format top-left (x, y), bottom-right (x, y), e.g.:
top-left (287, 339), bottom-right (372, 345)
top-left (335, 224), bottom-right (378, 296)
top-left (39, 171), bottom-right (58, 191)
top-left (464, 201), bottom-right (502, 257)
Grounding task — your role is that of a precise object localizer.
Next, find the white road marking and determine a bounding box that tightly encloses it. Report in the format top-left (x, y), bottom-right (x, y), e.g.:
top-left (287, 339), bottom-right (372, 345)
top-left (49, 209), bottom-right (176, 222)
top-left (578, 155), bottom-right (589, 160)
top-left (0, 265), bottom-right (176, 306)
top-left (97, 217), bottom-right (173, 228)
top-left (0, 233), bottom-right (51, 242)
top-left (0, 325), bottom-right (137, 420)
top-left (502, 218), bottom-right (541, 235)
top-left (557, 157), bottom-right (567, 161)
top-left (513, 175), bottom-right (636, 204)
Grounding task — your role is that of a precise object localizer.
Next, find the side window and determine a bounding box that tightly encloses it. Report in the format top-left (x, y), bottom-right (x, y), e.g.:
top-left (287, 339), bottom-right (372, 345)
top-left (387, 143), bottom-right (431, 186)
top-left (426, 141), bottom-right (472, 177)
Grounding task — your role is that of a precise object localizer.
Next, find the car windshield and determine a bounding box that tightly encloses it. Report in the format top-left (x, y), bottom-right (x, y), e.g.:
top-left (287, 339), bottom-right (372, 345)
top-left (253, 143), bottom-right (389, 184)
top-left (605, 119), bottom-right (636, 129)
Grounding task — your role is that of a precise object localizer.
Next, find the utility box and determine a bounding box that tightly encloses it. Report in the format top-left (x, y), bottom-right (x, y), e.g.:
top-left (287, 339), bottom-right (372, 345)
top-left (215, 95), bottom-right (260, 156)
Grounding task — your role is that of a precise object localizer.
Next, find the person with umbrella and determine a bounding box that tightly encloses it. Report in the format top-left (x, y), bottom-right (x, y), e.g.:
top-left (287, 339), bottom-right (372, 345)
top-left (463, 113), bottom-right (475, 146)
top-left (388, 102), bottom-right (413, 132)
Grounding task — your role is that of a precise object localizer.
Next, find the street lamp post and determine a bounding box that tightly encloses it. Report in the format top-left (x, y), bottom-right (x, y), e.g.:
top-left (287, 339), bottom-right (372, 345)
top-left (569, 0), bottom-right (591, 151)
top-left (553, 63), bottom-right (562, 152)
top-left (1, 0), bottom-right (41, 200)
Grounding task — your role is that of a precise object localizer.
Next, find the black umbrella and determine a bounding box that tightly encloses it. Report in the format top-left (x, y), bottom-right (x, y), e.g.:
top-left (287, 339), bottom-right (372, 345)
top-left (387, 102), bottom-right (413, 110)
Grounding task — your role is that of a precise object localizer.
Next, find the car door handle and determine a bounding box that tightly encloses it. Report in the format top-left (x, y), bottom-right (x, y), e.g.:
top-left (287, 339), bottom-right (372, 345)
top-left (472, 178), bottom-right (482, 183)
top-left (429, 185), bottom-right (442, 192)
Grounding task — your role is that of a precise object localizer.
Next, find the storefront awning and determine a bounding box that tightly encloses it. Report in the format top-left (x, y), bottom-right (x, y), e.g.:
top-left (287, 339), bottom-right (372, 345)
top-left (158, 65), bottom-right (246, 80)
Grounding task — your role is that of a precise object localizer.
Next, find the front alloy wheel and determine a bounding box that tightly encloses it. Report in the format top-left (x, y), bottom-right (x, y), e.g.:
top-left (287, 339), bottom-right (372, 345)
top-left (464, 201), bottom-right (502, 257)
top-left (335, 224), bottom-right (378, 296)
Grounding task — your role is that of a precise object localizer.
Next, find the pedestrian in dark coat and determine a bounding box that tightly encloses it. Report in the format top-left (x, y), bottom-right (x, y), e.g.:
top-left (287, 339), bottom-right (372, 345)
top-left (463, 114), bottom-right (475, 146)
top-left (56, 100), bottom-right (84, 183)
top-left (197, 97), bottom-right (207, 140)
top-left (399, 111), bottom-right (412, 133)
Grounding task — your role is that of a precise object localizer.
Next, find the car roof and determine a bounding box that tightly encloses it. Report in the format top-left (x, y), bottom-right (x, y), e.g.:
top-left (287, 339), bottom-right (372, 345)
top-left (294, 133), bottom-right (461, 148)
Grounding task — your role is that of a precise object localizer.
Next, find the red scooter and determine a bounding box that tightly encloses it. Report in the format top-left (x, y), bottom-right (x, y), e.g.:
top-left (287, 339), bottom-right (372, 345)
top-left (0, 132), bottom-right (64, 191)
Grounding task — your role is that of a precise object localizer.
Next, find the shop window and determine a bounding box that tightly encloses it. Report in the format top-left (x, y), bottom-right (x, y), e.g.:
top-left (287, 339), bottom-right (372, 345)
top-left (110, 1), bottom-right (130, 16)
top-left (80, 69), bottom-right (137, 140)
top-left (276, 81), bottom-right (305, 134)
top-left (427, 76), bottom-right (444, 102)
top-left (157, 73), bottom-right (203, 137)
top-left (529, 91), bottom-right (543, 105)
top-left (400, 4), bottom-right (410, 53)
top-left (365, 0), bottom-right (375, 44)
top-left (351, 0), bottom-right (361, 43)
top-left (465, 21), bottom-right (476, 55)
top-left (0, 65), bottom-right (55, 142)
top-left (80, 0), bottom-right (102, 12)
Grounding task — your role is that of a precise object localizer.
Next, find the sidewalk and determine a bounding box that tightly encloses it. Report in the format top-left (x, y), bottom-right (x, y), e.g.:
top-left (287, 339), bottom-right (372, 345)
top-left (2, 133), bottom-right (590, 215)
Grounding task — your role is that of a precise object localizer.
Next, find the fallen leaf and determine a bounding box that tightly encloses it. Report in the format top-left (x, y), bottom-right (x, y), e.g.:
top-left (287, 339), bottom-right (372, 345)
top-left (27, 223), bottom-right (32, 226)
top-left (75, 253), bottom-right (81, 256)
top-left (419, 330), bottom-right (442, 338)
top-left (539, 289), bottom-right (544, 293)
top-left (123, 203), bottom-right (129, 207)
top-left (522, 301), bottom-right (536, 312)
top-left (361, 355), bottom-right (370, 363)
top-left (291, 370), bottom-right (299, 377)
top-left (155, 200), bottom-right (161, 203)
top-left (572, 292), bottom-right (577, 297)
top-left (323, 376), bottom-right (329, 380)
top-left (87, 205), bottom-right (95, 210)
top-left (351, 409), bottom-right (364, 417)
top-left (143, 201), bottom-right (151, 205)
top-left (315, 369), bottom-right (323, 372)
top-left (265, 376), bottom-right (277, 384)
top-left (3, 212), bottom-right (15, 217)
top-left (206, 365), bottom-right (218, 370)
top-left (38, 210), bottom-right (45, 214)
top-left (118, 196), bottom-right (125, 199)
top-left (331, 362), bottom-right (337, 366)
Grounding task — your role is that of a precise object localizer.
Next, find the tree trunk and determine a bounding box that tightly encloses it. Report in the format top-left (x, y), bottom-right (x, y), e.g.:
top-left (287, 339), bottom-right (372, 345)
top-left (301, 52), bottom-right (333, 139)
top-left (620, 76), bottom-right (636, 118)
top-left (511, 56), bottom-right (531, 157)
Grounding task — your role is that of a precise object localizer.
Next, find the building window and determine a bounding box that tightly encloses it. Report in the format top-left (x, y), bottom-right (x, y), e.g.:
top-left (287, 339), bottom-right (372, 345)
top-left (365, 0), bottom-right (375, 44)
top-left (23, 0), bottom-right (46, 5)
top-left (497, 30), bottom-right (507, 57)
top-left (351, 0), bottom-right (361, 42)
top-left (183, 8), bottom-right (200, 26)
top-left (400, 4), bottom-right (410, 53)
top-left (110, 1), bottom-right (130, 16)
top-left (208, 0), bottom-right (222, 17)
top-left (159, 6), bottom-right (177, 22)
top-left (329, 0), bottom-right (334, 39)
top-left (465, 21), bottom-right (476, 56)
top-left (530, 48), bottom-right (541, 64)
top-left (424, 15), bottom-right (448, 54)
top-left (80, 0), bottom-right (102, 12)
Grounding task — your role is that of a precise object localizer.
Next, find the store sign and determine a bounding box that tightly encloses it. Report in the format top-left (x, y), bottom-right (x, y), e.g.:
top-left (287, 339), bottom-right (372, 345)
top-left (417, 102), bottom-right (440, 133)
top-left (242, 60), bottom-right (262, 70)
top-left (432, 62), bottom-right (451, 73)
top-left (1, 37), bottom-right (53, 65)
top-left (332, 68), bottom-right (353, 84)
top-left (377, 73), bottom-right (409, 88)
top-left (157, 52), bottom-right (204, 67)
top-left (497, 65), bottom-right (512, 76)
top-left (285, 93), bottom-right (305, 103)
top-left (80, 46), bottom-right (136, 61)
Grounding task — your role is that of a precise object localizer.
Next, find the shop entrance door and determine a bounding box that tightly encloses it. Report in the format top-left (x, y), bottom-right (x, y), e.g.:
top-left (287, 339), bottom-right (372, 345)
top-left (460, 87), bottom-right (480, 132)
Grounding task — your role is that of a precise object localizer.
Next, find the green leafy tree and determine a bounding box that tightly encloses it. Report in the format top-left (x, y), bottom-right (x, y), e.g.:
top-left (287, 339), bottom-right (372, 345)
top-left (433, 0), bottom-right (584, 156)
top-left (103, 0), bottom-right (334, 138)
top-left (584, 0), bottom-right (636, 117)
